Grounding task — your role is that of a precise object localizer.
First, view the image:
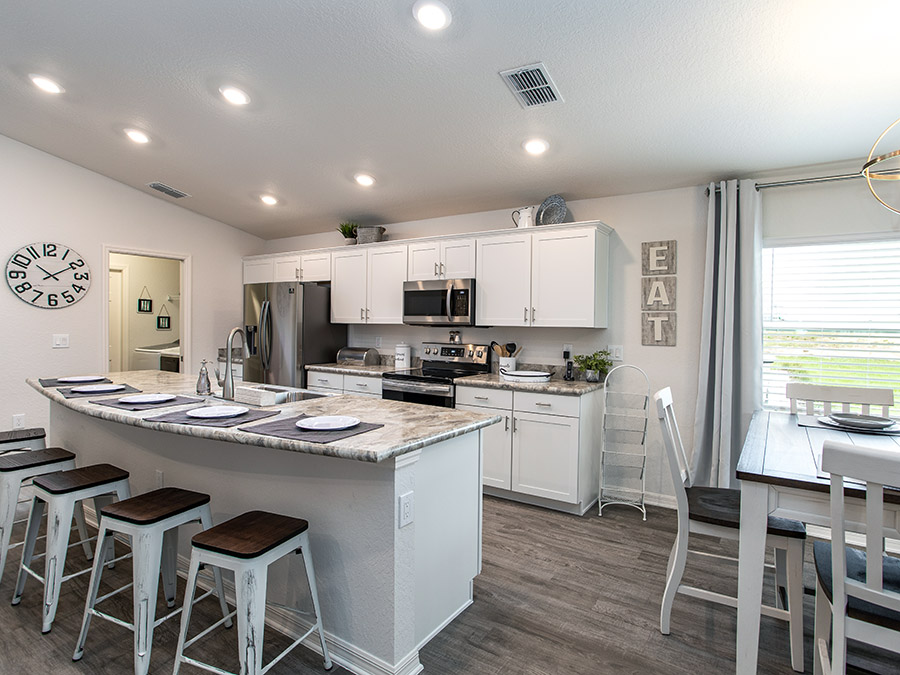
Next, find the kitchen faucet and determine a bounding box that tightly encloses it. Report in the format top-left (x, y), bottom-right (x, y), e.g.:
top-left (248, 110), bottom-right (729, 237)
top-left (222, 326), bottom-right (245, 400)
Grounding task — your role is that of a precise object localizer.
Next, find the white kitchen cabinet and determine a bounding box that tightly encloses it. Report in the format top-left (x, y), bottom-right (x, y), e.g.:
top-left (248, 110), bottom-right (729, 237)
top-left (299, 252), bottom-right (331, 281)
top-left (475, 233), bottom-right (532, 326)
top-left (273, 254), bottom-right (302, 282)
top-left (512, 411), bottom-right (579, 503)
top-left (243, 258), bottom-right (274, 284)
top-left (367, 245), bottom-right (407, 324)
top-left (307, 371), bottom-right (344, 391)
top-left (458, 403), bottom-right (512, 489)
top-left (330, 249), bottom-right (368, 323)
top-left (408, 238), bottom-right (476, 281)
top-left (343, 374), bottom-right (382, 397)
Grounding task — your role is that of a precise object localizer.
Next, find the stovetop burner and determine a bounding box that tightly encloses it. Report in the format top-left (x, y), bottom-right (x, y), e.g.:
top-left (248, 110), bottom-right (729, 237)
top-left (383, 342), bottom-right (490, 384)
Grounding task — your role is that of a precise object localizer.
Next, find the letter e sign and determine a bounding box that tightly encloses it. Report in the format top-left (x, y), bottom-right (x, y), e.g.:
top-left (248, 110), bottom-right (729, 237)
top-left (642, 240), bottom-right (677, 275)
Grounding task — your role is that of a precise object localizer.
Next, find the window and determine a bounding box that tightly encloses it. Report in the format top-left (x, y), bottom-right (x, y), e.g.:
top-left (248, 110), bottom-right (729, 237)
top-left (762, 239), bottom-right (900, 414)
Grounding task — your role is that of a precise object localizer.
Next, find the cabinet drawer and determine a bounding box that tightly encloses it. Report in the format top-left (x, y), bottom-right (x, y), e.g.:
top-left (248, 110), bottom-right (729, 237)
top-left (514, 391), bottom-right (580, 418)
top-left (456, 387), bottom-right (512, 410)
top-left (308, 372), bottom-right (344, 390)
top-left (344, 375), bottom-right (382, 396)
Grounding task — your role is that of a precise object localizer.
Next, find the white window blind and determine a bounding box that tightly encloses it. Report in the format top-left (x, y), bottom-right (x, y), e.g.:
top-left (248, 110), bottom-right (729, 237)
top-left (762, 240), bottom-right (900, 414)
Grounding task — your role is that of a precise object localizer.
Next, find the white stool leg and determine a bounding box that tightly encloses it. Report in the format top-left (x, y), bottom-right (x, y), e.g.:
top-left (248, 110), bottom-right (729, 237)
top-left (0, 474), bottom-right (22, 582)
top-left (132, 527), bottom-right (164, 675)
top-left (73, 502), bottom-right (93, 561)
top-left (659, 528), bottom-right (688, 634)
top-left (173, 553), bottom-right (202, 675)
top-left (161, 527), bottom-right (178, 608)
top-left (774, 546), bottom-right (787, 609)
top-left (12, 496), bottom-right (44, 605)
top-left (298, 532), bottom-right (332, 670)
top-left (94, 496), bottom-right (116, 568)
top-left (785, 538), bottom-right (804, 672)
top-left (199, 507), bottom-right (232, 628)
top-left (73, 521), bottom-right (111, 661)
top-left (42, 492), bottom-right (77, 632)
top-left (235, 562), bottom-right (267, 675)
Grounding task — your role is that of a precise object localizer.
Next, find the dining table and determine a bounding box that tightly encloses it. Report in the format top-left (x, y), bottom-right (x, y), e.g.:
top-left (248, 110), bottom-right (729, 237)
top-left (734, 409), bottom-right (900, 674)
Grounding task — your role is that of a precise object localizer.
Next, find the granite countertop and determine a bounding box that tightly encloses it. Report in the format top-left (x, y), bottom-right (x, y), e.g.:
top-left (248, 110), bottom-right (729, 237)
top-left (456, 373), bottom-right (603, 396)
top-left (28, 371), bottom-right (499, 464)
top-left (306, 363), bottom-right (398, 376)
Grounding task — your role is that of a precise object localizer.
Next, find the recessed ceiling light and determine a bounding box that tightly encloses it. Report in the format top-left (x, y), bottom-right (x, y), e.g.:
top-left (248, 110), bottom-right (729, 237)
top-left (354, 173), bottom-right (376, 187)
top-left (413, 0), bottom-right (452, 30)
top-left (523, 138), bottom-right (549, 155)
top-left (29, 74), bottom-right (64, 94)
top-left (259, 194), bottom-right (278, 206)
top-left (219, 85), bottom-right (251, 106)
top-left (124, 129), bottom-right (150, 144)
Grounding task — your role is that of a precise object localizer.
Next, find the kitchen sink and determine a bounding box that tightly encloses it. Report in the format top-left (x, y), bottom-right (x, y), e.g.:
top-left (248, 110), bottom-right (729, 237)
top-left (253, 384), bottom-right (330, 403)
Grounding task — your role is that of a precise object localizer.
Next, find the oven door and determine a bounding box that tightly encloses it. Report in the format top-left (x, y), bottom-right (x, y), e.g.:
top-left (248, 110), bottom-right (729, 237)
top-left (382, 379), bottom-right (455, 408)
top-left (402, 279), bottom-right (474, 326)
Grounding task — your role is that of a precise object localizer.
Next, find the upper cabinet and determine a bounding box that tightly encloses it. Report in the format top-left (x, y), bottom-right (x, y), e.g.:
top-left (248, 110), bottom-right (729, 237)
top-left (242, 252), bottom-right (330, 284)
top-left (243, 257), bottom-right (275, 285)
top-left (407, 237), bottom-right (476, 281)
top-left (273, 254), bottom-right (301, 282)
top-left (331, 245), bottom-right (407, 324)
top-left (299, 252), bottom-right (331, 282)
top-left (476, 224), bottom-right (609, 328)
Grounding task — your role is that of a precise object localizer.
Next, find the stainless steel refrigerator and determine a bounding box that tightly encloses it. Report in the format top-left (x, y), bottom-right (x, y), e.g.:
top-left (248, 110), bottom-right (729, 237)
top-left (242, 282), bottom-right (346, 388)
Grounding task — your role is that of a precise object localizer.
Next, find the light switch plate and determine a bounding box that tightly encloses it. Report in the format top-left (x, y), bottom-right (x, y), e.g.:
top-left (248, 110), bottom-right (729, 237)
top-left (52, 334), bottom-right (69, 349)
top-left (608, 345), bottom-right (624, 361)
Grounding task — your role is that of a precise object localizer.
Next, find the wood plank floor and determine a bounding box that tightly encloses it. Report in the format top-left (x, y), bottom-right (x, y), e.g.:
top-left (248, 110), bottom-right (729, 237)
top-left (0, 495), bottom-right (896, 674)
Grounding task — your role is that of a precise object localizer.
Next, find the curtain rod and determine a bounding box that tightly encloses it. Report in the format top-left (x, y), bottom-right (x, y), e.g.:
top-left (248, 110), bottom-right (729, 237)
top-left (707, 168), bottom-right (900, 194)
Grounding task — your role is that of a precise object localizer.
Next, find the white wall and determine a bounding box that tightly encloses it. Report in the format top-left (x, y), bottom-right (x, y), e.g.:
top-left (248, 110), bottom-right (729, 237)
top-left (0, 135), bottom-right (262, 431)
top-left (265, 187), bottom-right (710, 504)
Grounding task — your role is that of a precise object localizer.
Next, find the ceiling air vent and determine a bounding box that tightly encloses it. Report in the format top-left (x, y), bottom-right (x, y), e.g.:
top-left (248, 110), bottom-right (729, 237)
top-left (499, 63), bottom-right (563, 108)
top-left (146, 181), bottom-right (191, 199)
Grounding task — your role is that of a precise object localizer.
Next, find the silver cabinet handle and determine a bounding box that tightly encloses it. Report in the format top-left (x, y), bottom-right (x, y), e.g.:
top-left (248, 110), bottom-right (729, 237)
top-left (317, 378), bottom-right (329, 383)
top-left (434, 262), bottom-right (439, 276)
top-left (296, 267), bottom-right (301, 280)
top-left (366, 308), bottom-right (370, 319)
top-left (504, 415), bottom-right (509, 432)
top-left (524, 307), bottom-right (528, 322)
top-left (532, 307), bottom-right (536, 320)
top-left (355, 383), bottom-right (369, 388)
top-left (474, 395), bottom-right (488, 400)
top-left (440, 262), bottom-right (445, 276)
top-left (512, 417), bottom-right (517, 433)
top-left (360, 308), bottom-right (364, 320)
top-left (535, 402), bottom-right (552, 407)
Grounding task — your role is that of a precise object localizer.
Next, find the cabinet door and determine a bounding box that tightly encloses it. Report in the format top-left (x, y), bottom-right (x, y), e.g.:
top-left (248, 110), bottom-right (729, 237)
top-left (343, 374), bottom-right (382, 396)
top-left (440, 238), bottom-right (476, 279)
top-left (243, 258), bottom-right (274, 284)
top-left (273, 255), bottom-right (301, 282)
top-left (407, 241), bottom-right (441, 281)
top-left (512, 411), bottom-right (579, 503)
top-left (299, 252), bottom-right (331, 281)
top-left (475, 234), bottom-right (532, 326)
top-left (367, 245), bottom-right (408, 324)
top-left (331, 250), bottom-right (367, 324)
top-left (457, 403), bottom-right (512, 490)
top-left (531, 228), bottom-right (601, 327)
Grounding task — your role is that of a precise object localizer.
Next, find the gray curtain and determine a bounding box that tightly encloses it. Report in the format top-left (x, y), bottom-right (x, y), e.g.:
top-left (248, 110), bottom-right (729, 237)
top-left (691, 179), bottom-right (762, 488)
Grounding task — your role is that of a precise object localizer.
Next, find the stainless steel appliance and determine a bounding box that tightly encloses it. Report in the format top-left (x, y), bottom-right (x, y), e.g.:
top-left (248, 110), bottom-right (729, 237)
top-left (402, 279), bottom-right (475, 326)
top-left (243, 282), bottom-right (346, 388)
top-left (382, 341), bottom-right (489, 408)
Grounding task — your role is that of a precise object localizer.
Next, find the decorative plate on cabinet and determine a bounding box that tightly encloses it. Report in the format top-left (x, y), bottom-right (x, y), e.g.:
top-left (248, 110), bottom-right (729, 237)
top-left (535, 194), bottom-right (567, 225)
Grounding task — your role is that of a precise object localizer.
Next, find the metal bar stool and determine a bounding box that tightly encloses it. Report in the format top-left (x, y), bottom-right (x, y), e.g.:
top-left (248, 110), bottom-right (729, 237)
top-left (13, 463), bottom-right (131, 633)
top-left (173, 510), bottom-right (333, 675)
top-left (0, 427), bottom-right (47, 452)
top-left (73, 487), bottom-right (232, 675)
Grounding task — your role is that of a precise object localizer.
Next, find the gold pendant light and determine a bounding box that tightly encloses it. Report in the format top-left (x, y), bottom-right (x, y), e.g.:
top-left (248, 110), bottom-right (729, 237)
top-left (861, 116), bottom-right (900, 215)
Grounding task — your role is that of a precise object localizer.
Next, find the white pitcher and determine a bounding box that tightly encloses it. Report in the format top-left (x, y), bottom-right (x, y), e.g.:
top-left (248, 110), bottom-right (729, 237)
top-left (511, 206), bottom-right (535, 228)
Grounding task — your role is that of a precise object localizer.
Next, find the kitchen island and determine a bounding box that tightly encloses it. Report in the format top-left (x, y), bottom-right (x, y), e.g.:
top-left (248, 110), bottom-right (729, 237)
top-left (28, 371), bottom-right (500, 675)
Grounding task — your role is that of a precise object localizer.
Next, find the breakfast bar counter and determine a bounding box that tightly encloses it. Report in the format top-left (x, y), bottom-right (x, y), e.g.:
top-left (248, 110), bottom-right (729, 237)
top-left (29, 371), bottom-right (500, 675)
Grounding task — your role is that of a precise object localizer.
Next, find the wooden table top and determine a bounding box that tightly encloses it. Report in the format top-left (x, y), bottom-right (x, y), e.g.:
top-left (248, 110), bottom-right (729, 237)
top-left (736, 410), bottom-right (900, 504)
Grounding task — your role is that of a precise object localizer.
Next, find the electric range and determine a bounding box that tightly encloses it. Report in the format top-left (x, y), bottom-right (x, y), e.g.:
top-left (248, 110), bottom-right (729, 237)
top-left (381, 341), bottom-right (490, 408)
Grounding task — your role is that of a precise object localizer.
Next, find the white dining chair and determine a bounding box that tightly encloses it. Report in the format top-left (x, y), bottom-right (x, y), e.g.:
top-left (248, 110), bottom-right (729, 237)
top-left (654, 387), bottom-right (806, 672)
top-left (785, 382), bottom-right (894, 417)
top-left (813, 440), bottom-right (900, 675)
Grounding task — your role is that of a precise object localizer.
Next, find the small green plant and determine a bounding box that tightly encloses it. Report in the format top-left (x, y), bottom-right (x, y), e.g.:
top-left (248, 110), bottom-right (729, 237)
top-left (573, 350), bottom-right (612, 376)
top-left (337, 222), bottom-right (359, 239)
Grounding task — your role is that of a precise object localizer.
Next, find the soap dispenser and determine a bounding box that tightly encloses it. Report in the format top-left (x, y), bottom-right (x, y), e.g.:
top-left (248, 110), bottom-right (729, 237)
top-left (196, 359), bottom-right (211, 395)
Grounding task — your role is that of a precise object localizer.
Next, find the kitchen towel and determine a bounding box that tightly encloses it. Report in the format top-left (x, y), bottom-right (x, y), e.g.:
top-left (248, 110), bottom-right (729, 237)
top-left (40, 377), bottom-right (112, 388)
top-left (797, 414), bottom-right (900, 436)
top-left (240, 414), bottom-right (384, 443)
top-left (145, 408), bottom-right (278, 428)
top-left (91, 395), bottom-right (203, 412)
top-left (59, 384), bottom-right (141, 399)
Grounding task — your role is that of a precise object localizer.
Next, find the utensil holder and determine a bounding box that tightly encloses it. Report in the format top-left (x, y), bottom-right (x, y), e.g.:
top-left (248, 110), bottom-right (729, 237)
top-left (498, 357), bottom-right (517, 372)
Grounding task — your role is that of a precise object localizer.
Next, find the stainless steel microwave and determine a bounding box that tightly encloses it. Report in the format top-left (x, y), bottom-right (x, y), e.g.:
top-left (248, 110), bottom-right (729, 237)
top-left (402, 279), bottom-right (475, 326)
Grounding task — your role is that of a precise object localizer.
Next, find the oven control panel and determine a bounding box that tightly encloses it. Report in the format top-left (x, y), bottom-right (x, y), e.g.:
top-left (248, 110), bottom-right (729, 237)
top-left (421, 342), bottom-right (489, 365)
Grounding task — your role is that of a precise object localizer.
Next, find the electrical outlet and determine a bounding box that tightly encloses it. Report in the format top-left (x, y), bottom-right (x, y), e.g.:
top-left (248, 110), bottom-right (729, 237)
top-left (375, 336), bottom-right (383, 348)
top-left (52, 334), bottom-right (69, 349)
top-left (155, 469), bottom-right (165, 488)
top-left (399, 491), bottom-right (414, 528)
top-left (608, 345), bottom-right (624, 361)
top-left (12, 414), bottom-right (25, 430)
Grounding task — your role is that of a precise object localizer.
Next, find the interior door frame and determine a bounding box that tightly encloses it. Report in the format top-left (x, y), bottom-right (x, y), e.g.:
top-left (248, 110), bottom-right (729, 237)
top-left (108, 264), bottom-right (130, 371)
top-left (101, 245), bottom-right (192, 374)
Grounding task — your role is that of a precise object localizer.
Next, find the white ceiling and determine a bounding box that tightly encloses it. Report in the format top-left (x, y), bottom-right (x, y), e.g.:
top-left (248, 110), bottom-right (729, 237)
top-left (2, 0), bottom-right (899, 240)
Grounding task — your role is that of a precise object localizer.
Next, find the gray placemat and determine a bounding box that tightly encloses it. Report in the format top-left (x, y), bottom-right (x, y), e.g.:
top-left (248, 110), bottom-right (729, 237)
top-left (798, 414), bottom-right (900, 436)
top-left (40, 376), bottom-right (112, 388)
top-left (59, 384), bottom-right (141, 399)
top-left (241, 414), bottom-right (384, 443)
top-left (91, 395), bottom-right (203, 411)
top-left (145, 407), bottom-right (279, 427)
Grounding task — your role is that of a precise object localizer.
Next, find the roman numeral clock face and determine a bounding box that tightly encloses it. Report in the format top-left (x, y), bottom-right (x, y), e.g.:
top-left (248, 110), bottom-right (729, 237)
top-left (6, 243), bottom-right (91, 309)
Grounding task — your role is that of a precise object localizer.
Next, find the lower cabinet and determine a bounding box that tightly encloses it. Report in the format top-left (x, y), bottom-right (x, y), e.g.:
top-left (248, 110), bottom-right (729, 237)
top-left (457, 386), bottom-right (600, 514)
top-left (307, 372), bottom-right (381, 398)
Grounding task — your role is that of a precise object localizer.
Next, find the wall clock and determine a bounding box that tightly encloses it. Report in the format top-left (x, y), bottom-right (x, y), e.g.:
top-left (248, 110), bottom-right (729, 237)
top-left (5, 242), bottom-right (91, 309)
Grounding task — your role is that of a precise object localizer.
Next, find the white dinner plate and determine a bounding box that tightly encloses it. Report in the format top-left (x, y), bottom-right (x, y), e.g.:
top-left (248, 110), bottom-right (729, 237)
top-left (827, 412), bottom-right (895, 430)
top-left (295, 415), bottom-right (360, 431)
top-left (71, 383), bottom-right (126, 394)
top-left (118, 393), bottom-right (176, 404)
top-left (58, 375), bottom-right (105, 383)
top-left (818, 416), bottom-right (897, 432)
top-left (186, 405), bottom-right (249, 419)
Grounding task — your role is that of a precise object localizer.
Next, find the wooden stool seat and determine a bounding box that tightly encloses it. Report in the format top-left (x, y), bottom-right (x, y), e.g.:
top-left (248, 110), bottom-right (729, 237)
top-left (0, 428), bottom-right (46, 445)
top-left (32, 463), bottom-right (129, 495)
top-left (192, 510), bottom-right (309, 559)
top-left (101, 487), bottom-right (211, 525)
top-left (0, 446), bottom-right (75, 472)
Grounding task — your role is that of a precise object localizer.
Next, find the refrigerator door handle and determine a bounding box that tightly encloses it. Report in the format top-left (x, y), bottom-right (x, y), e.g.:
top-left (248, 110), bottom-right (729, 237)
top-left (260, 300), bottom-right (272, 370)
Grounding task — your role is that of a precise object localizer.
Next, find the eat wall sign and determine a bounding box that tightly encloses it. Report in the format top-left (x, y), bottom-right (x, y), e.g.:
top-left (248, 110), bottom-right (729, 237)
top-left (641, 240), bottom-right (676, 346)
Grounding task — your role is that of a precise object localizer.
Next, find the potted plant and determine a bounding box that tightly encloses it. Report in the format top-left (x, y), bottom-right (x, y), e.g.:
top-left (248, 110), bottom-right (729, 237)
top-left (573, 349), bottom-right (613, 382)
top-left (338, 222), bottom-right (358, 244)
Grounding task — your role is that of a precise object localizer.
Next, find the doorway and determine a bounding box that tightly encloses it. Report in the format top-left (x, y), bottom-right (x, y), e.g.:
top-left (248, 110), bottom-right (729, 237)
top-left (103, 246), bottom-right (191, 374)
